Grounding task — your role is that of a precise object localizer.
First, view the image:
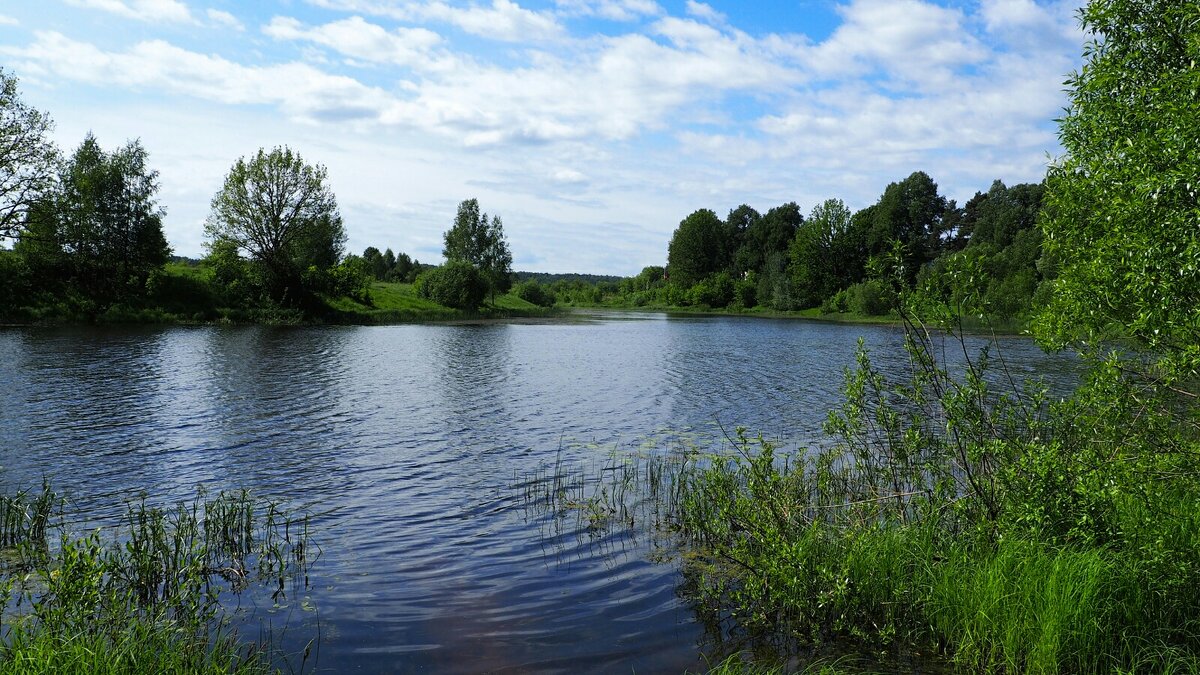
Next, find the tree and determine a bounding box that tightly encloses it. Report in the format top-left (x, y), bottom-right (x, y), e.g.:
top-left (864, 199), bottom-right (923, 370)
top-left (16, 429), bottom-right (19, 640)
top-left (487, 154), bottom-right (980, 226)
top-left (442, 198), bottom-right (512, 303)
top-left (18, 134), bottom-right (170, 305)
top-left (206, 146), bottom-right (345, 304)
top-left (0, 69), bottom-right (58, 241)
top-left (791, 198), bottom-right (852, 308)
top-left (726, 204), bottom-right (761, 274)
top-left (739, 202), bottom-right (803, 278)
top-left (363, 246), bottom-right (387, 280)
top-left (867, 171), bottom-right (946, 285)
top-left (666, 208), bottom-right (730, 289)
top-left (1036, 0), bottom-right (1200, 377)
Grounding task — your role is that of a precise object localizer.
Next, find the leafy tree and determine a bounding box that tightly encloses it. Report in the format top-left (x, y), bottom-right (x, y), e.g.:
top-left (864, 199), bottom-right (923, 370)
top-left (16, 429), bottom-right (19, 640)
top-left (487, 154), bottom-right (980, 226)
top-left (206, 146), bottom-right (345, 304)
top-left (0, 69), bottom-right (58, 241)
top-left (19, 134), bottom-right (169, 305)
top-left (390, 252), bottom-right (416, 282)
top-left (791, 198), bottom-right (852, 308)
top-left (736, 202), bottom-right (802, 278)
top-left (667, 208), bottom-right (731, 289)
top-left (362, 246), bottom-right (387, 280)
top-left (382, 248), bottom-right (396, 276)
top-left (726, 204), bottom-right (761, 274)
top-left (867, 171), bottom-right (946, 285)
top-left (443, 198), bottom-right (512, 303)
top-left (688, 271), bottom-right (735, 308)
top-left (1036, 0), bottom-right (1200, 378)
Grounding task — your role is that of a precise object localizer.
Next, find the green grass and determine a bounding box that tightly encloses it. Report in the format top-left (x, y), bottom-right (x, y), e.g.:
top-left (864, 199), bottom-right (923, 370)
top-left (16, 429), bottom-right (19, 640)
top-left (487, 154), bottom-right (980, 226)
top-left (320, 281), bottom-right (556, 324)
top-left (0, 486), bottom-right (313, 674)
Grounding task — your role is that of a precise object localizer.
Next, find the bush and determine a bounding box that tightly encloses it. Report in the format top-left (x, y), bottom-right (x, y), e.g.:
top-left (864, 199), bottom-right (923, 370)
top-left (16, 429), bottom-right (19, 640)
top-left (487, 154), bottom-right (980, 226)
top-left (688, 272), bottom-right (735, 308)
top-left (416, 261), bottom-right (487, 309)
top-left (845, 279), bottom-right (895, 316)
top-left (513, 279), bottom-right (556, 307)
top-left (734, 275), bottom-right (757, 308)
top-left (819, 289), bottom-right (848, 314)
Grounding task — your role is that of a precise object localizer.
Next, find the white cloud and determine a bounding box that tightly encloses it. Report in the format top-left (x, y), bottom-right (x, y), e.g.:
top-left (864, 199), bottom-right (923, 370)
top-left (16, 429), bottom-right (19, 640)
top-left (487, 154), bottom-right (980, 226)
top-left (685, 1), bottom-right (724, 25)
top-left (807, 0), bottom-right (986, 87)
top-left (64, 0), bottom-right (194, 23)
top-left (306, 0), bottom-right (564, 42)
top-left (264, 16), bottom-right (445, 69)
top-left (206, 8), bottom-right (244, 31)
top-left (554, 0), bottom-right (662, 22)
top-left (0, 15), bottom-right (19, 26)
top-left (258, 13), bottom-right (800, 144)
top-left (980, 0), bottom-right (1084, 50)
top-left (7, 32), bottom-right (394, 124)
top-left (12, 0), bottom-right (1087, 272)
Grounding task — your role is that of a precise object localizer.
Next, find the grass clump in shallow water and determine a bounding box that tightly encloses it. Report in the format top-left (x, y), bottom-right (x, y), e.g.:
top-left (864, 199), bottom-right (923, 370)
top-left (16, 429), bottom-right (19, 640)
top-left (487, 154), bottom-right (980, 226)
top-left (553, 308), bottom-right (1200, 672)
top-left (0, 487), bottom-right (314, 674)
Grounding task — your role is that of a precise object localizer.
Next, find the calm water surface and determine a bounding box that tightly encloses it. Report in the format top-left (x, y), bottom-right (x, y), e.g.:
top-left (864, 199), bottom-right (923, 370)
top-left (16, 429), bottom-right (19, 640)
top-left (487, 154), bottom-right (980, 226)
top-left (0, 311), bottom-right (1079, 673)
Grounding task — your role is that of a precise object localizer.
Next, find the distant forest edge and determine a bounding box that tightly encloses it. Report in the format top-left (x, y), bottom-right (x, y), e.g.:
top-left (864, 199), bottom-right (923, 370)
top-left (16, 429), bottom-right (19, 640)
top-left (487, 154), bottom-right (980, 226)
top-left (1, 64), bottom-right (1039, 326)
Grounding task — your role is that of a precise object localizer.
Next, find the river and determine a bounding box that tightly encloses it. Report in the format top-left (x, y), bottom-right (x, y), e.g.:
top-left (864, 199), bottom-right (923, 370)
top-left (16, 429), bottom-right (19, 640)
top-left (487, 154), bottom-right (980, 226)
top-left (0, 311), bottom-right (1080, 673)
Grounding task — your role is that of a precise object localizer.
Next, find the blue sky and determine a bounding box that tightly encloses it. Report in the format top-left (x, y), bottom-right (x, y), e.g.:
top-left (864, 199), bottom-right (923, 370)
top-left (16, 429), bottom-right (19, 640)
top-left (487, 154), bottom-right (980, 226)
top-left (0, 0), bottom-right (1085, 275)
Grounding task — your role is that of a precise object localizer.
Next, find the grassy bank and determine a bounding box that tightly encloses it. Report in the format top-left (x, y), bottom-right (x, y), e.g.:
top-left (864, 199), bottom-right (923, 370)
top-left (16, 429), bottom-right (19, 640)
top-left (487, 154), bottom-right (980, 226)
top-left (0, 485), bottom-right (313, 674)
top-left (1, 263), bottom-right (560, 326)
top-left (559, 299), bottom-right (1029, 334)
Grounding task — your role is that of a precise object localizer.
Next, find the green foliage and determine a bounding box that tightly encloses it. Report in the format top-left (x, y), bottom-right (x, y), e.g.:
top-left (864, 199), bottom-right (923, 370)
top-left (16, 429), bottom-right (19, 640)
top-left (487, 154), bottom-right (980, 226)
top-left (442, 198), bottom-right (513, 302)
top-left (416, 260), bottom-right (487, 310)
top-left (688, 272), bottom-right (735, 308)
top-left (733, 203), bottom-right (801, 277)
top-left (206, 146), bottom-right (345, 306)
top-left (18, 134), bottom-right (171, 309)
top-left (865, 171), bottom-right (946, 286)
top-left (0, 488), bottom-right (310, 674)
top-left (1036, 0), bottom-right (1200, 378)
top-left (513, 279), bottom-right (556, 307)
top-left (0, 68), bottom-right (57, 241)
top-left (320, 254), bottom-right (372, 303)
top-left (842, 279), bottom-right (895, 316)
top-left (668, 209), bottom-right (731, 289)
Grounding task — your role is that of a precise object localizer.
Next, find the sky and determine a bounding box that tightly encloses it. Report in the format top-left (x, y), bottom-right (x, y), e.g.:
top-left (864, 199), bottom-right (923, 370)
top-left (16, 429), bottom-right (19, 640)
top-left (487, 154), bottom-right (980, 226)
top-left (0, 0), bottom-right (1086, 276)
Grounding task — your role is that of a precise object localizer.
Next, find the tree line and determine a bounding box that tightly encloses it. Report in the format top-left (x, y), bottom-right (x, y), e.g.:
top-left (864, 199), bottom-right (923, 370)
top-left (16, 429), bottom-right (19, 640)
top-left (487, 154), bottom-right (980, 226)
top-left (568, 170), bottom-right (1045, 320)
top-left (0, 68), bottom-right (514, 320)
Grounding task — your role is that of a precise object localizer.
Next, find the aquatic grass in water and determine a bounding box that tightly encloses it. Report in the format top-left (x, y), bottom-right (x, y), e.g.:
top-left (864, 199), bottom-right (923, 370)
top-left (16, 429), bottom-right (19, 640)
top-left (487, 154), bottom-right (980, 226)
top-left (528, 318), bottom-right (1200, 673)
top-left (0, 487), bottom-right (316, 674)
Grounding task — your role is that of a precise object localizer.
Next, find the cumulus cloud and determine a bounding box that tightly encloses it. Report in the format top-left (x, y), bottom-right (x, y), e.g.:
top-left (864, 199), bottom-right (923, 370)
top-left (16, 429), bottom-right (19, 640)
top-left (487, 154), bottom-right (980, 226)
top-left (65, 0), bottom-right (194, 23)
top-left (11, 0), bottom-right (1087, 271)
top-left (260, 13), bottom-right (800, 144)
top-left (206, 8), bottom-right (244, 31)
top-left (807, 0), bottom-right (987, 87)
top-left (264, 15), bottom-right (445, 69)
top-left (6, 31), bottom-right (393, 124)
top-left (685, 1), bottom-right (725, 25)
top-left (306, 0), bottom-right (564, 42)
top-left (554, 0), bottom-right (661, 22)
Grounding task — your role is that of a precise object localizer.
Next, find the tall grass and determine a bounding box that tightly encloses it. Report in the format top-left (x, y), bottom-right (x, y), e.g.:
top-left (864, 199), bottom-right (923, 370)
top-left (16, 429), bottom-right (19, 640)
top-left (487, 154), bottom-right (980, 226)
top-left (533, 311), bottom-right (1200, 672)
top-left (0, 487), bottom-right (315, 674)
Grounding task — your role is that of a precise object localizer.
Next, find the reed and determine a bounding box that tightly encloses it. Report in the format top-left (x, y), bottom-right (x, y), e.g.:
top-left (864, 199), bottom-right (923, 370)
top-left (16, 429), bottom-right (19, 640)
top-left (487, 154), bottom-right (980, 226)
top-left (0, 487), bottom-right (315, 674)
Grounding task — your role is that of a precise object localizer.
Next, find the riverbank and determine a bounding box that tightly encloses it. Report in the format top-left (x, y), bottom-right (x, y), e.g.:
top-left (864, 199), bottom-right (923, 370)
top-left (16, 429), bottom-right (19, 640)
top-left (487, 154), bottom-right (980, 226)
top-left (0, 263), bottom-right (562, 327)
top-left (560, 300), bottom-right (1028, 335)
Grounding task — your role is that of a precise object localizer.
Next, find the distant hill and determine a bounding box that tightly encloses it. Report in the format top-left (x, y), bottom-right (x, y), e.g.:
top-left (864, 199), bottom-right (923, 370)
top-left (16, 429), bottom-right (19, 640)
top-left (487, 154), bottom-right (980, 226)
top-left (514, 271), bottom-right (623, 285)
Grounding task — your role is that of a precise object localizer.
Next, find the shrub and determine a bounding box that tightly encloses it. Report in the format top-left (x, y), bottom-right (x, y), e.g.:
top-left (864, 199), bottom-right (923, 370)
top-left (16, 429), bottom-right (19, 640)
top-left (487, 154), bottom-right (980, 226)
top-left (845, 279), bottom-right (895, 316)
top-left (689, 272), bottom-right (735, 308)
top-left (513, 279), bottom-right (556, 307)
top-left (416, 261), bottom-right (487, 309)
